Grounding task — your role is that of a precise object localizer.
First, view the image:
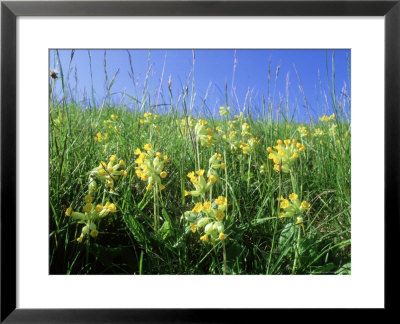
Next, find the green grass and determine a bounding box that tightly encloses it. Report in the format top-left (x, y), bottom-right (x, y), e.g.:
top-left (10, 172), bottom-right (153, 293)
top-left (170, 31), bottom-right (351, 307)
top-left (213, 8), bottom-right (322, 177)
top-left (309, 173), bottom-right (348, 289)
top-left (49, 103), bottom-right (351, 275)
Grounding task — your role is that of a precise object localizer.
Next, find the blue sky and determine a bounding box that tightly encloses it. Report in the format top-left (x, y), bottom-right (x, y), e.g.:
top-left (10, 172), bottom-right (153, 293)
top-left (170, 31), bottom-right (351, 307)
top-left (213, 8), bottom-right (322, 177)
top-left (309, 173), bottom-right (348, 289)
top-left (49, 49), bottom-right (350, 122)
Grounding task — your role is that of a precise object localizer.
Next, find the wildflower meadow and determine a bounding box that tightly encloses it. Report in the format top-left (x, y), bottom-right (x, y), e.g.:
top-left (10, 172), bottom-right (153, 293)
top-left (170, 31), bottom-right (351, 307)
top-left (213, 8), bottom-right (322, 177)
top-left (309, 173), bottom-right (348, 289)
top-left (49, 49), bottom-right (351, 275)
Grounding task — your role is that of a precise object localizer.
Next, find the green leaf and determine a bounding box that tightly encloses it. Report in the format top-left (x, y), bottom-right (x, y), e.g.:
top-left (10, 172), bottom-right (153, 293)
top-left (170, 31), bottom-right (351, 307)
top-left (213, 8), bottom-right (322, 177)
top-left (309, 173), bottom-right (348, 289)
top-left (278, 222), bottom-right (296, 250)
top-left (335, 262), bottom-right (351, 275)
top-left (311, 263), bottom-right (336, 274)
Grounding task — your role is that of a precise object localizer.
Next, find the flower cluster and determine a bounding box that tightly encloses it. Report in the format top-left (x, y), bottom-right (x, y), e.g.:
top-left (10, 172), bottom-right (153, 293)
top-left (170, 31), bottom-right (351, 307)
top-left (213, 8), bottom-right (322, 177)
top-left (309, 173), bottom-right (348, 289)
top-left (279, 193), bottom-right (311, 226)
top-left (267, 139), bottom-right (306, 173)
top-left (319, 113), bottom-right (335, 122)
top-left (134, 144), bottom-right (169, 192)
top-left (184, 195), bottom-right (228, 244)
top-left (297, 126), bottom-right (309, 138)
top-left (139, 112), bottom-right (160, 133)
top-left (219, 112), bottom-right (260, 154)
top-left (219, 106), bottom-right (231, 118)
top-left (103, 114), bottom-right (120, 132)
top-left (195, 119), bottom-right (215, 147)
top-left (89, 155), bottom-right (127, 191)
top-left (239, 136), bottom-right (260, 155)
top-left (185, 153), bottom-right (225, 198)
top-left (178, 117), bottom-right (195, 135)
top-left (65, 196), bottom-right (117, 243)
top-left (93, 131), bottom-right (109, 143)
top-left (312, 128), bottom-right (324, 137)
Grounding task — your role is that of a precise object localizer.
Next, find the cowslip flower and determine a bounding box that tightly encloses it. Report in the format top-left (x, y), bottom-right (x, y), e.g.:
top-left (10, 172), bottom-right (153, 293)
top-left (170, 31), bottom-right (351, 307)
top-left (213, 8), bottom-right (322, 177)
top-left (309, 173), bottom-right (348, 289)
top-left (89, 155), bottom-right (127, 190)
top-left (297, 126), bottom-right (309, 137)
top-left (279, 193), bottom-right (311, 226)
top-left (184, 196), bottom-right (228, 245)
top-left (186, 153), bottom-right (226, 198)
top-left (65, 200), bottom-right (117, 242)
top-left (103, 114), bottom-right (120, 132)
top-left (267, 139), bottom-right (306, 173)
top-left (319, 113), bottom-right (335, 122)
top-left (312, 128), bottom-right (324, 137)
top-left (93, 132), bottom-right (109, 142)
top-left (219, 106), bottom-right (231, 118)
top-left (194, 119), bottom-right (215, 147)
top-left (178, 117), bottom-right (195, 135)
top-left (134, 145), bottom-right (168, 192)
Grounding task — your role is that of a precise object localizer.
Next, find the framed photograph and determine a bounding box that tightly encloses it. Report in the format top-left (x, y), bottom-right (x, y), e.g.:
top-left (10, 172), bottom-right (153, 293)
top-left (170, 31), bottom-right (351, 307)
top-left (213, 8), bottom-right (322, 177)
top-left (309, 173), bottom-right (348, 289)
top-left (1, 0), bottom-right (398, 321)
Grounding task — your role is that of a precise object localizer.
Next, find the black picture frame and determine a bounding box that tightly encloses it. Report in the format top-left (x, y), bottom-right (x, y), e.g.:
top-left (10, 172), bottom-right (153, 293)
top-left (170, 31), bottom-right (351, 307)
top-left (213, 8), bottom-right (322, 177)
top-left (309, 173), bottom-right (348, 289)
top-left (1, 0), bottom-right (399, 322)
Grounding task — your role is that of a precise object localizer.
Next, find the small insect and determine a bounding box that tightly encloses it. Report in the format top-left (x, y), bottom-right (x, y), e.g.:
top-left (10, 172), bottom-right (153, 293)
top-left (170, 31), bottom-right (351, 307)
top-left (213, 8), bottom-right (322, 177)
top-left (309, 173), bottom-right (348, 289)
top-left (49, 69), bottom-right (58, 79)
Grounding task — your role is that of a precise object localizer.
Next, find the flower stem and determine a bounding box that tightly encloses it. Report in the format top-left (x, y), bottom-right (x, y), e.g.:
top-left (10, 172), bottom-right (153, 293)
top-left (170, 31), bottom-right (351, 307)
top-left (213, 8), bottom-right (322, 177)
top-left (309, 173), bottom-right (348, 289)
top-left (292, 225), bottom-right (302, 274)
top-left (195, 135), bottom-right (200, 171)
top-left (153, 184), bottom-right (159, 231)
top-left (290, 170), bottom-right (297, 194)
top-left (247, 154), bottom-right (252, 194)
top-left (222, 240), bottom-right (227, 275)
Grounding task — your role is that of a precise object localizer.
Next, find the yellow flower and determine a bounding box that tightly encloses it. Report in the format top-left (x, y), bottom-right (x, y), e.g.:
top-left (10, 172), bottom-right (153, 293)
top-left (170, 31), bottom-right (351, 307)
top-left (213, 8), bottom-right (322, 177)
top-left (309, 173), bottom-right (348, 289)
top-left (144, 143), bottom-right (152, 151)
top-left (215, 209), bottom-right (225, 221)
top-left (146, 184), bottom-right (153, 191)
top-left (119, 160), bottom-right (125, 166)
top-left (200, 234), bottom-right (209, 242)
top-left (208, 175), bottom-right (217, 183)
top-left (109, 155), bottom-right (117, 163)
top-left (160, 171), bottom-right (167, 179)
top-left (280, 199), bottom-right (290, 209)
top-left (83, 203), bottom-right (92, 213)
top-left (76, 235), bottom-right (83, 243)
top-left (292, 153), bottom-right (299, 159)
top-left (159, 184), bottom-right (165, 191)
top-left (184, 190), bottom-right (190, 197)
top-left (273, 164), bottom-right (281, 172)
top-left (215, 196), bottom-right (227, 206)
top-left (95, 204), bottom-right (103, 213)
top-left (135, 148), bottom-right (142, 155)
top-left (65, 207), bottom-right (72, 216)
top-left (196, 169), bottom-right (205, 177)
top-left (220, 163), bottom-right (226, 169)
top-left (319, 114), bottom-right (329, 122)
top-left (219, 232), bottom-right (227, 240)
top-left (279, 212), bottom-right (286, 218)
top-left (107, 203), bottom-right (117, 213)
top-left (296, 217), bottom-right (303, 226)
top-left (90, 229), bottom-right (99, 238)
top-left (192, 202), bottom-right (203, 214)
top-left (267, 147), bottom-right (273, 153)
top-left (301, 201), bottom-right (311, 210)
top-left (202, 201), bottom-right (212, 211)
top-left (84, 194), bottom-right (93, 203)
top-left (289, 193), bottom-right (298, 201)
top-left (190, 223), bottom-right (198, 233)
top-left (163, 155), bottom-right (169, 163)
top-left (156, 152), bottom-right (162, 158)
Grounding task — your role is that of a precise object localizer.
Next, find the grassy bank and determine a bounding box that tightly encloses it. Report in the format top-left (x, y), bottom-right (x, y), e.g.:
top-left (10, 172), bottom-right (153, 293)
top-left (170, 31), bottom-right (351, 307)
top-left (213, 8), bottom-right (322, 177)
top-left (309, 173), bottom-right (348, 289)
top-left (49, 102), bottom-right (351, 274)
